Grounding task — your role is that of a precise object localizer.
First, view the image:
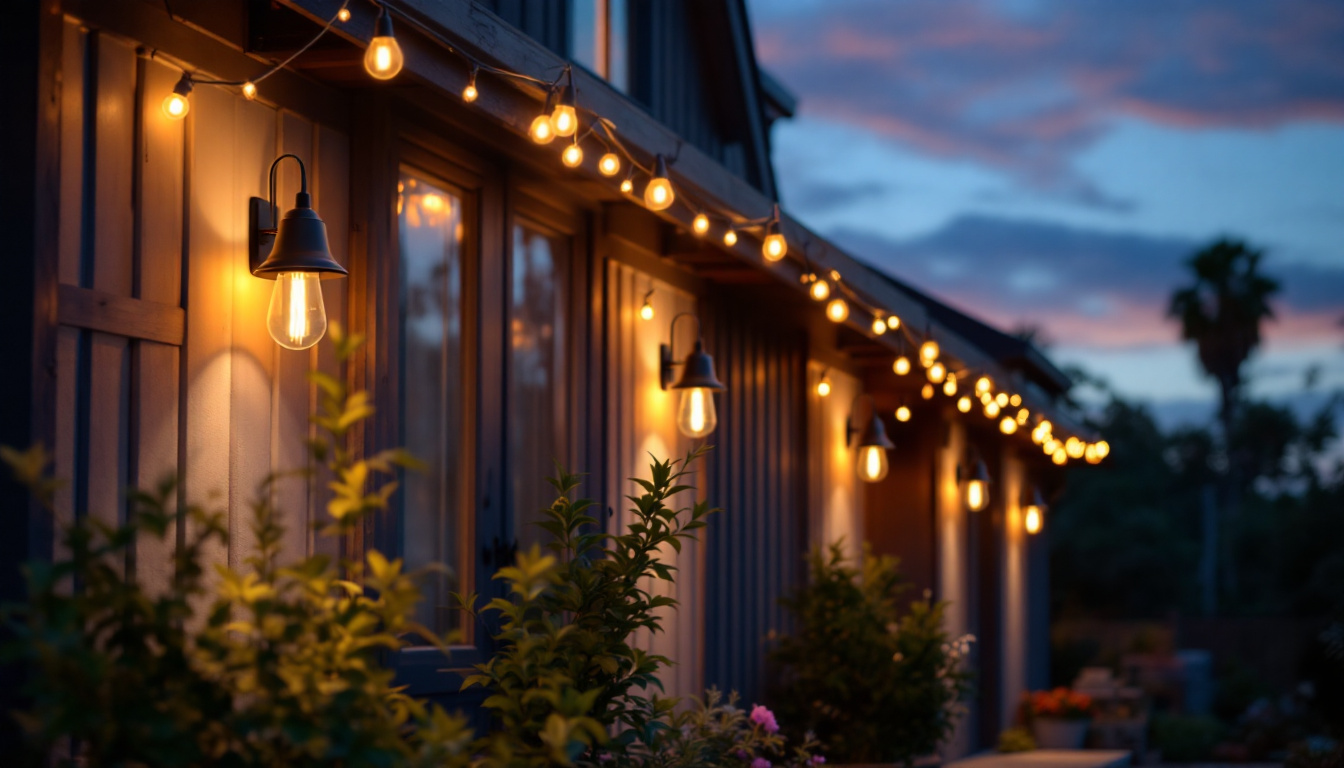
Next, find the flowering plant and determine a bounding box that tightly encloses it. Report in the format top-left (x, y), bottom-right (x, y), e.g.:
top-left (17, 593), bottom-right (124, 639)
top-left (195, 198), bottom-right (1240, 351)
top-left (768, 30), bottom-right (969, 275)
top-left (1025, 688), bottom-right (1095, 720)
top-left (640, 690), bottom-right (822, 768)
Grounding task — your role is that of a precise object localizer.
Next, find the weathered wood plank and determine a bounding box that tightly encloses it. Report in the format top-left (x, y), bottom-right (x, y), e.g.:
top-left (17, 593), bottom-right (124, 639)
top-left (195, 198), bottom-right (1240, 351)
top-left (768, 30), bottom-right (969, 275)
top-left (138, 58), bottom-right (185, 306)
top-left (57, 284), bottom-right (185, 345)
top-left (58, 19), bottom-right (85, 287)
top-left (133, 341), bottom-right (180, 596)
top-left (311, 123), bottom-right (349, 559)
top-left (53, 328), bottom-right (80, 564)
top-left (93, 32), bottom-right (136, 297)
top-left (86, 332), bottom-right (130, 557)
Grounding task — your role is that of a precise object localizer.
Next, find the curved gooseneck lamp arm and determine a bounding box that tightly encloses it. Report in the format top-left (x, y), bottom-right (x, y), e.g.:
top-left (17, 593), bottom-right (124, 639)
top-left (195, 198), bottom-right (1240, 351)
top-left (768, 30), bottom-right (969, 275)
top-left (266, 153), bottom-right (310, 230)
top-left (846, 392), bottom-right (876, 445)
top-left (660, 312), bottom-right (702, 390)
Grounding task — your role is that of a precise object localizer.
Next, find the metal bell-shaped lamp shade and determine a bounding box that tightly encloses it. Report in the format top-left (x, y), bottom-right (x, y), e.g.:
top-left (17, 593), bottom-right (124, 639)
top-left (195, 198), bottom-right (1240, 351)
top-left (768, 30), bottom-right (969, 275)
top-left (673, 340), bottom-right (725, 439)
top-left (253, 198), bottom-right (347, 279)
top-left (254, 192), bottom-right (347, 350)
top-left (966, 459), bottom-right (991, 512)
top-left (855, 412), bottom-right (895, 483)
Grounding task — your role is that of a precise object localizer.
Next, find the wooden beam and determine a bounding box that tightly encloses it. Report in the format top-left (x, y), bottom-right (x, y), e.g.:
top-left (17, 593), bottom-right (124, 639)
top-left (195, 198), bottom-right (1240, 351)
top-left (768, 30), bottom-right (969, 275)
top-left (57, 285), bottom-right (186, 346)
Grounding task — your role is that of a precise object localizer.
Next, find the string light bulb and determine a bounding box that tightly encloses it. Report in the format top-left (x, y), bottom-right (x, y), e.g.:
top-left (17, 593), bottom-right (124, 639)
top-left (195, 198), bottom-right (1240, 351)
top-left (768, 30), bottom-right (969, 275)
top-left (337, 7), bottom-right (351, 22)
top-left (965, 459), bottom-right (991, 512)
top-left (871, 317), bottom-right (887, 336)
top-left (644, 154), bottom-right (675, 211)
top-left (919, 339), bottom-right (940, 367)
top-left (957, 396), bottom-right (972, 413)
top-left (896, 405), bottom-right (911, 422)
top-left (975, 376), bottom-right (992, 396)
top-left (723, 228), bottom-right (738, 246)
top-left (549, 84), bottom-right (577, 137)
top-left (809, 278), bottom-right (831, 301)
top-left (598, 152), bottom-right (620, 176)
top-left (530, 113), bottom-right (555, 144)
top-left (943, 373), bottom-right (958, 396)
top-left (887, 315), bottom-right (901, 330)
top-left (463, 68), bottom-right (479, 102)
top-left (162, 73), bottom-right (193, 120)
top-left (762, 233), bottom-right (786, 262)
top-left (927, 362), bottom-right (946, 384)
top-left (816, 372), bottom-right (832, 398)
top-left (921, 383), bottom-right (935, 399)
top-left (561, 142), bottom-right (583, 168)
top-left (826, 298), bottom-right (850, 323)
top-left (1010, 394), bottom-right (1022, 407)
top-left (692, 213), bottom-right (710, 236)
top-left (241, 81), bottom-right (257, 100)
top-left (1085, 444), bottom-right (1101, 464)
top-left (893, 356), bottom-right (911, 376)
top-left (995, 392), bottom-right (1009, 408)
top-left (1000, 416), bottom-right (1018, 435)
top-left (985, 401), bottom-right (1001, 418)
top-left (1044, 438), bottom-right (1061, 456)
top-left (363, 5), bottom-right (404, 80)
top-left (1024, 489), bottom-right (1046, 535)
top-left (1052, 448), bottom-right (1068, 466)
top-left (1017, 408), bottom-right (1031, 425)
top-left (639, 291), bottom-right (654, 321)
top-left (620, 170), bottom-right (634, 194)
top-left (1065, 436), bottom-right (1085, 459)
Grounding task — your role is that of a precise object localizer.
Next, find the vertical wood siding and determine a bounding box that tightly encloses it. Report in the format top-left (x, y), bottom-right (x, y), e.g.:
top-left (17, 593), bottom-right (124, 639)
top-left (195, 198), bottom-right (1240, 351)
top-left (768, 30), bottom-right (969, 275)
top-left (806, 363), bottom-right (862, 560)
top-left (604, 261), bottom-right (704, 699)
top-left (701, 300), bottom-right (808, 704)
top-left (52, 19), bottom-right (348, 588)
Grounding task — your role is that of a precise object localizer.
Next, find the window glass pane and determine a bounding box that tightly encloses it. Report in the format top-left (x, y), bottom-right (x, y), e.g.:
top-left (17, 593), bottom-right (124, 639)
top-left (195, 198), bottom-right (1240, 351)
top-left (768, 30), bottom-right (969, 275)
top-left (510, 222), bottom-right (569, 550)
top-left (571, 0), bottom-right (601, 76)
top-left (398, 172), bottom-right (466, 637)
top-left (608, 0), bottom-right (628, 92)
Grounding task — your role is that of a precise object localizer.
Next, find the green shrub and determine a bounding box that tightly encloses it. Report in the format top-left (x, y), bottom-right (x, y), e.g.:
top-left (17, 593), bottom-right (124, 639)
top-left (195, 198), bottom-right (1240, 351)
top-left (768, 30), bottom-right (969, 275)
top-left (767, 543), bottom-right (973, 766)
top-left (1151, 713), bottom-right (1224, 762)
top-left (997, 727), bottom-right (1036, 753)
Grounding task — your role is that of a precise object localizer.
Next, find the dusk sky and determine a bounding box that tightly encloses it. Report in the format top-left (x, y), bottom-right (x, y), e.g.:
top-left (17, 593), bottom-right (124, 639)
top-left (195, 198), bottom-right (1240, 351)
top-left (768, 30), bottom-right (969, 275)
top-left (747, 0), bottom-right (1344, 423)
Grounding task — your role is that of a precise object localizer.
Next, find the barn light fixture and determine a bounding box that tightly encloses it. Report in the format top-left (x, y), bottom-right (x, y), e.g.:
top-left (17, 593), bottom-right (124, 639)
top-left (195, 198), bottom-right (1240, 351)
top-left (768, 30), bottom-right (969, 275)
top-left (644, 154), bottom-right (675, 211)
top-left (1023, 487), bottom-right (1046, 534)
top-left (162, 72), bottom-right (193, 119)
top-left (963, 454), bottom-right (991, 512)
top-left (848, 394), bottom-right (895, 483)
top-left (364, 4), bottom-right (404, 80)
top-left (249, 154), bottom-right (347, 350)
top-left (661, 314), bottom-right (726, 438)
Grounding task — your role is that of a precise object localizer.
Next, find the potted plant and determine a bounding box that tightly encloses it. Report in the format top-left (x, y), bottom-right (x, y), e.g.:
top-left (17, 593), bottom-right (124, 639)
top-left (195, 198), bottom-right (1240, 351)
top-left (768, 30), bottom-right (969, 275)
top-left (1025, 688), bottom-right (1095, 749)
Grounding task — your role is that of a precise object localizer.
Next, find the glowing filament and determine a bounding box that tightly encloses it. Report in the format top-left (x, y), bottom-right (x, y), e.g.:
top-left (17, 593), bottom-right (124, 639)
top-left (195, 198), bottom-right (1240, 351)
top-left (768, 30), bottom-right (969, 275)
top-left (1000, 417), bottom-right (1017, 435)
top-left (723, 229), bottom-right (738, 246)
top-left (1024, 506), bottom-right (1042, 534)
top-left (920, 340), bottom-right (940, 366)
top-left (872, 317), bottom-right (887, 336)
top-left (562, 143), bottom-right (584, 168)
top-left (599, 153), bottom-right (620, 176)
top-left (857, 445), bottom-right (889, 483)
top-left (267, 272), bottom-right (327, 350)
top-left (693, 213), bottom-right (710, 235)
top-left (957, 396), bottom-right (972, 413)
top-left (676, 387), bottom-right (718, 438)
top-left (966, 479), bottom-right (988, 512)
top-left (763, 233), bottom-right (787, 262)
top-left (809, 279), bottom-right (831, 301)
top-left (896, 406), bottom-right (911, 422)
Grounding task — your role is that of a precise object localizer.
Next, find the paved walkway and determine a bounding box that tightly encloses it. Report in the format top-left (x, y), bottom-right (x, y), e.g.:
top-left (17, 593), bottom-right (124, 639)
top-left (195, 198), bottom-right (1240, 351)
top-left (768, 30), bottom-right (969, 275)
top-left (947, 750), bottom-right (1132, 768)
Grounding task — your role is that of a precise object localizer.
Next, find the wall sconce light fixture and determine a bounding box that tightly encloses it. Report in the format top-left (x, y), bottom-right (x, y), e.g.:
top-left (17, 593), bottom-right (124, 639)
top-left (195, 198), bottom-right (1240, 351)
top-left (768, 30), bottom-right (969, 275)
top-left (848, 394), bottom-right (895, 483)
top-left (250, 154), bottom-right (348, 350)
top-left (661, 313), bottom-right (726, 438)
top-left (1023, 487), bottom-right (1046, 534)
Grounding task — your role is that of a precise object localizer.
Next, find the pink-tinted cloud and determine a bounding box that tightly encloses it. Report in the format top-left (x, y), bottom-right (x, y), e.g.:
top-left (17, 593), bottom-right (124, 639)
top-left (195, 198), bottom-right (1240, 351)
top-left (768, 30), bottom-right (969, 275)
top-left (753, 0), bottom-right (1344, 193)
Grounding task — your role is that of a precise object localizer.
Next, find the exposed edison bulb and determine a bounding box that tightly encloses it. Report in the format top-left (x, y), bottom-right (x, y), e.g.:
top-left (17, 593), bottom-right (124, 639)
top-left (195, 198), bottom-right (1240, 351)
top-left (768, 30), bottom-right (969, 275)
top-left (561, 143), bottom-right (583, 168)
top-left (826, 298), bottom-right (850, 323)
top-left (893, 356), bottom-right (911, 376)
top-left (975, 376), bottom-right (992, 396)
top-left (364, 31), bottom-right (404, 80)
top-left (985, 401), bottom-right (1001, 418)
top-left (762, 233), bottom-right (787, 262)
top-left (639, 300), bottom-right (654, 322)
top-left (1085, 444), bottom-right (1101, 464)
top-left (919, 340), bottom-right (940, 366)
top-left (966, 478), bottom-right (989, 512)
top-left (598, 152), bottom-right (620, 176)
top-left (995, 392), bottom-right (1009, 408)
top-left (1032, 426), bottom-right (1048, 445)
top-left (1065, 436), bottom-right (1085, 459)
top-left (927, 362), bottom-right (946, 384)
top-left (644, 177), bottom-right (674, 211)
top-left (549, 103), bottom-right (577, 137)
top-left (1010, 394), bottom-right (1022, 407)
top-left (1039, 420), bottom-right (1053, 437)
top-left (337, 7), bottom-right (351, 22)
top-left (1017, 408), bottom-right (1030, 425)
top-left (816, 376), bottom-right (832, 398)
top-left (529, 114), bottom-right (555, 144)
top-left (957, 396), bottom-right (972, 413)
top-left (1095, 440), bottom-right (1110, 459)
top-left (1044, 438), bottom-right (1061, 455)
top-left (871, 317), bottom-right (887, 336)
top-left (921, 383), bottom-right (935, 400)
top-left (723, 229), bottom-right (738, 246)
top-left (676, 387), bottom-right (718, 439)
top-left (1052, 448), bottom-right (1068, 466)
top-left (620, 177), bottom-right (634, 194)
top-left (1024, 505), bottom-right (1043, 534)
top-left (462, 80), bottom-right (478, 103)
top-left (1000, 417), bottom-right (1018, 435)
top-left (241, 81), bottom-right (257, 100)
top-left (809, 279), bottom-right (831, 302)
top-left (692, 213), bottom-right (710, 236)
top-left (856, 445), bottom-right (889, 483)
top-left (162, 92), bottom-right (189, 119)
top-left (895, 405), bottom-right (911, 422)
top-left (887, 315), bottom-right (901, 330)
top-left (267, 272), bottom-right (327, 350)
top-left (943, 373), bottom-right (958, 396)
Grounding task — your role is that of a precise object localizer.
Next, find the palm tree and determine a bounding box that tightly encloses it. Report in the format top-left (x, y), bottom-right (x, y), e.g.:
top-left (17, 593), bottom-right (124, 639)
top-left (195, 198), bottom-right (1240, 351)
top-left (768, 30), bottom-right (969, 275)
top-left (1168, 238), bottom-right (1280, 612)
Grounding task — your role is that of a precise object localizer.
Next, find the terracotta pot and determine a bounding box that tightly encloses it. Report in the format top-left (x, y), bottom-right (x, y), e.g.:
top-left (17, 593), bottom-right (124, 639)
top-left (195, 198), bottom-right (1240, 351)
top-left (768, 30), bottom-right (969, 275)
top-left (1033, 717), bottom-right (1090, 749)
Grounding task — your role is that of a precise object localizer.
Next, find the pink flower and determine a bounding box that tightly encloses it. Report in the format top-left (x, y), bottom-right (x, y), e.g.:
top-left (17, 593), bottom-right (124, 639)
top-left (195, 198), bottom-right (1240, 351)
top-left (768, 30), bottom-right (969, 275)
top-left (752, 759), bottom-right (771, 768)
top-left (810, 757), bottom-right (826, 765)
top-left (735, 750), bottom-right (749, 761)
top-left (750, 704), bottom-right (779, 733)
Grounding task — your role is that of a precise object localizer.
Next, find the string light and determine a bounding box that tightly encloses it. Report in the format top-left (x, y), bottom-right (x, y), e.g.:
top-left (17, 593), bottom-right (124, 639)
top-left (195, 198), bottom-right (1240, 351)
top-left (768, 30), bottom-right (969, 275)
top-left (530, 112), bottom-right (555, 144)
top-left (598, 152), bottom-right (620, 176)
top-left (975, 376), bottom-right (992, 396)
top-left (995, 393), bottom-right (1009, 408)
top-left (943, 373), bottom-right (958, 396)
top-left (1044, 438), bottom-right (1061, 455)
top-left (893, 356), bottom-right (911, 376)
top-left (809, 278), bottom-right (831, 302)
top-left (364, 5), bottom-right (405, 80)
top-left (162, 73), bottom-right (193, 119)
top-left (1085, 444), bottom-right (1101, 464)
top-left (921, 383), bottom-right (935, 399)
top-left (692, 213), bottom-right (710, 236)
top-left (1052, 448), bottom-right (1068, 466)
top-left (561, 142), bottom-right (583, 168)
top-left (723, 228), bottom-right (738, 246)
top-left (887, 315), bottom-right (901, 330)
top-left (1016, 408), bottom-right (1030, 425)
top-left (1095, 440), bottom-right (1110, 459)
top-left (980, 392), bottom-right (994, 405)
top-left (999, 417), bottom-right (1017, 435)
top-left (1065, 437), bottom-right (1085, 459)
top-left (337, 7), bottom-right (351, 21)
top-left (871, 317), bottom-right (887, 336)
top-left (816, 371), bottom-right (832, 398)
top-left (639, 290), bottom-right (654, 321)
top-left (620, 168), bottom-right (634, 194)
top-left (957, 396), bottom-right (972, 413)
top-left (463, 68), bottom-right (479, 102)
top-left (927, 362), bottom-right (946, 384)
top-left (1025, 505), bottom-right (1043, 534)
top-left (919, 340), bottom-right (940, 367)
top-left (241, 81), bottom-right (257, 100)
top-left (896, 405), bottom-right (911, 422)
top-left (644, 154), bottom-right (675, 211)
top-left (985, 401), bottom-right (1001, 418)
top-left (1010, 394), bottom-right (1022, 407)
top-left (549, 84), bottom-right (577, 137)
top-left (1039, 419), bottom-right (1053, 436)
top-left (826, 298), bottom-right (850, 323)
top-left (763, 233), bottom-right (787, 262)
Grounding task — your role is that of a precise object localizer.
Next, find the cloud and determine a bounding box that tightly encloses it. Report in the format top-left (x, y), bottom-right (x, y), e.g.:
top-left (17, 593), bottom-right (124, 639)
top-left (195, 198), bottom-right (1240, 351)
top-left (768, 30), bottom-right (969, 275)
top-left (752, 0), bottom-right (1344, 190)
top-left (832, 216), bottom-right (1344, 349)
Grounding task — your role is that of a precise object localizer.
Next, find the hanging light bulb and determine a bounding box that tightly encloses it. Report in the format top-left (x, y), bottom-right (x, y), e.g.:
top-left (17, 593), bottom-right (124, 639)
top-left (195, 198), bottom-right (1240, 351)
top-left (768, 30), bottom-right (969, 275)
top-left (1044, 438), bottom-right (1061, 456)
top-left (1065, 436), bottom-right (1085, 459)
top-left (162, 72), bottom-right (193, 120)
top-left (851, 401), bottom-right (895, 483)
top-left (826, 297), bottom-right (850, 323)
top-left (893, 356), bottom-right (911, 376)
top-left (985, 401), bottom-right (1001, 418)
top-left (1052, 448), bottom-right (1068, 466)
top-left (241, 81), bottom-right (258, 100)
top-left (639, 293), bottom-right (654, 321)
top-left (919, 339), bottom-right (940, 367)
top-left (549, 84), bottom-right (577, 137)
top-left (809, 278), bottom-right (831, 301)
top-left (816, 372), bottom-right (832, 398)
top-left (927, 362), bottom-right (946, 384)
top-left (463, 68), bottom-right (479, 102)
top-left (644, 154), bottom-right (675, 211)
top-left (530, 113), bottom-right (555, 144)
top-left (975, 376), bottom-right (993, 396)
top-left (999, 416), bottom-right (1018, 435)
top-left (1010, 394), bottom-right (1022, 407)
top-left (943, 373), bottom-right (958, 396)
top-left (598, 152), bottom-right (620, 176)
top-left (620, 173), bottom-right (634, 194)
top-left (957, 396), bottom-right (972, 413)
top-left (995, 392), bottom-right (1009, 408)
top-left (337, 7), bottom-right (351, 22)
top-left (1023, 488), bottom-right (1046, 535)
top-left (762, 232), bottom-right (787, 262)
top-left (965, 458), bottom-right (991, 512)
top-left (364, 5), bottom-right (405, 80)
top-left (661, 317), bottom-right (726, 438)
top-left (266, 272), bottom-right (327, 350)
top-left (1085, 444), bottom-right (1101, 464)
top-left (723, 228), bottom-right (738, 246)
top-left (1095, 440), bottom-right (1110, 459)
top-left (896, 405), bottom-right (911, 422)
top-left (692, 213), bottom-right (710, 236)
top-left (871, 317), bottom-right (887, 336)
top-left (561, 142), bottom-right (583, 168)
top-left (1038, 420), bottom-right (1053, 437)
top-left (921, 383), bottom-right (935, 399)
top-left (887, 315), bottom-right (901, 330)
top-left (1017, 408), bottom-right (1030, 425)
top-left (1031, 426), bottom-right (1048, 445)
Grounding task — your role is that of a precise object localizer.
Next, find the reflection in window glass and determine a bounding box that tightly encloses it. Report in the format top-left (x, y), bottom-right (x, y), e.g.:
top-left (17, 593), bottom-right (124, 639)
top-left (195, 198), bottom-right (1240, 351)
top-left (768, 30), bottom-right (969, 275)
top-left (570, 0), bottom-right (627, 92)
top-left (510, 222), bottom-right (569, 550)
top-left (399, 172), bottom-right (466, 637)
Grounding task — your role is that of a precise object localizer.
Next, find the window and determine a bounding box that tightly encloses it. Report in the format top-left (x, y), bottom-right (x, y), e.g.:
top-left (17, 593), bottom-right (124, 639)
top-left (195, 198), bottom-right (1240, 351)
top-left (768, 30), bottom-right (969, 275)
top-left (397, 170), bottom-right (471, 638)
top-left (509, 220), bottom-right (571, 550)
top-left (570, 0), bottom-right (628, 91)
